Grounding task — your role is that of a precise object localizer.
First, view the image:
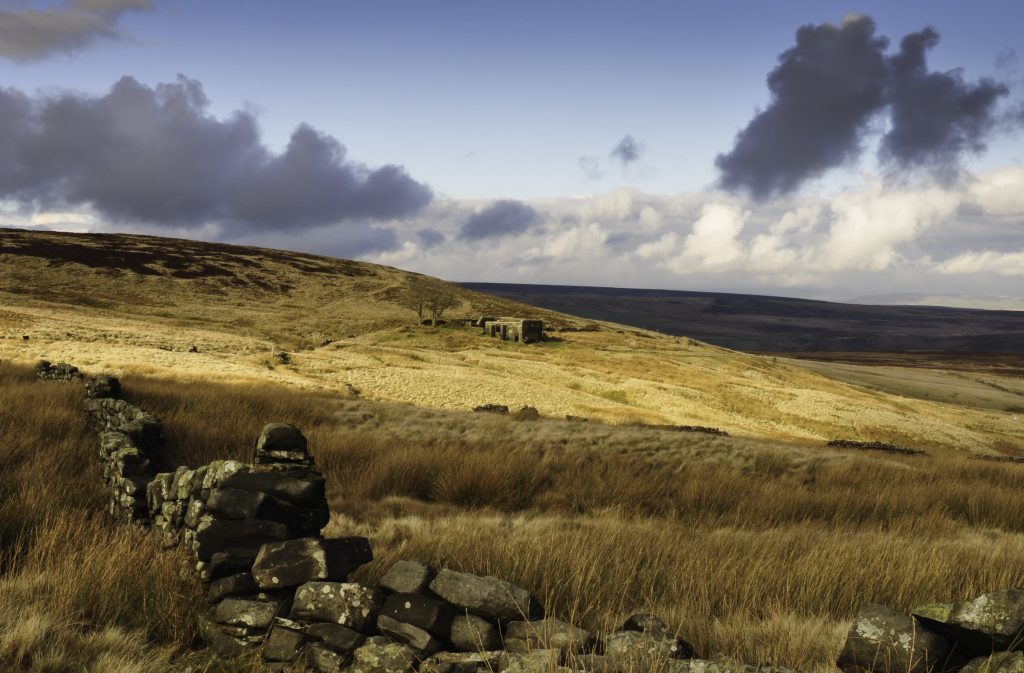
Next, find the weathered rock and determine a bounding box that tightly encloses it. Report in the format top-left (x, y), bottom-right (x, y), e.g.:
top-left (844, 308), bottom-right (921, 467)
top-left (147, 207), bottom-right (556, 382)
top-left (255, 423), bottom-right (312, 464)
top-left (914, 590), bottom-right (1024, 658)
top-left (290, 582), bottom-right (381, 631)
top-left (381, 592), bottom-right (454, 637)
top-left (347, 636), bottom-right (419, 673)
top-left (207, 572), bottom-right (258, 603)
top-left (307, 622), bottom-right (366, 652)
top-left (252, 536), bottom-right (373, 590)
top-left (381, 560), bottom-right (435, 595)
top-left (961, 651), bottom-right (1024, 673)
top-left (604, 629), bottom-right (696, 670)
top-left (198, 612), bottom-right (257, 659)
top-left (263, 622), bottom-right (306, 662)
top-left (621, 614), bottom-right (697, 658)
top-left (505, 618), bottom-right (594, 655)
top-left (421, 651), bottom-right (508, 673)
top-left (837, 603), bottom-right (958, 673)
top-left (193, 518), bottom-right (291, 561)
top-left (566, 653), bottom-right (615, 672)
top-left (214, 597), bottom-right (281, 629)
top-left (473, 404), bottom-right (510, 414)
top-left (205, 488), bottom-right (301, 529)
top-left (502, 649), bottom-right (567, 673)
top-left (378, 614), bottom-right (444, 653)
top-left (450, 614), bottom-right (502, 652)
top-left (219, 469), bottom-right (327, 508)
top-left (429, 569), bottom-right (543, 622)
top-left (307, 641), bottom-right (348, 673)
top-left (86, 375), bottom-right (121, 399)
top-left (208, 548), bottom-right (259, 580)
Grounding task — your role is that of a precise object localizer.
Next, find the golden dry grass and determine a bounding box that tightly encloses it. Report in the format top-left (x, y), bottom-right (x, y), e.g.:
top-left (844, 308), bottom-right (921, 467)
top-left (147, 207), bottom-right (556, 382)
top-left (99, 370), bottom-right (1024, 671)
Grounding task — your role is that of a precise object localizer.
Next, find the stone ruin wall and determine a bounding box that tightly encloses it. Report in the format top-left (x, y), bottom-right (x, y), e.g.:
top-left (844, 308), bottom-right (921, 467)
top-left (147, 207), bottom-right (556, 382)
top-left (33, 361), bottom-right (1024, 673)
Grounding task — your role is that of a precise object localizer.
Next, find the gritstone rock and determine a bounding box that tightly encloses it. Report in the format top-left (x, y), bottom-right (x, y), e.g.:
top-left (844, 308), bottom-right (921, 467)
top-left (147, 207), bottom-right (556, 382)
top-left (380, 560), bottom-right (435, 595)
top-left (377, 614), bottom-right (444, 654)
top-left (381, 592), bottom-right (454, 637)
top-left (429, 568), bottom-right (543, 622)
top-left (505, 618), bottom-right (594, 654)
top-left (450, 614), bottom-right (502, 652)
top-left (837, 603), bottom-right (958, 673)
top-left (913, 589), bottom-right (1024, 659)
top-left (347, 636), bottom-right (419, 673)
top-left (290, 582), bottom-right (381, 631)
top-left (252, 536), bottom-right (373, 589)
top-left (307, 622), bottom-right (366, 653)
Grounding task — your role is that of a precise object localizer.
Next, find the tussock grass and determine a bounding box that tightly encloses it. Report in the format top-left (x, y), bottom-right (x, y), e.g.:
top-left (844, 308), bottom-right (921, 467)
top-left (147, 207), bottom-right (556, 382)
top-left (6, 361), bottom-right (1024, 671)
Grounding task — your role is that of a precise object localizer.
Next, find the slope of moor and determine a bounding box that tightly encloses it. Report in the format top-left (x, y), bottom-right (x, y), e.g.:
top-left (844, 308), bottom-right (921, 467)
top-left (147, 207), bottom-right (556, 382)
top-left (1, 228), bottom-right (1020, 454)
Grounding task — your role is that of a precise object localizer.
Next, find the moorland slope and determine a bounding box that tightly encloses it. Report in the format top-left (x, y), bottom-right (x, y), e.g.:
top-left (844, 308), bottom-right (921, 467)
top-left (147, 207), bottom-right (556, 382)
top-left (1, 228), bottom-right (1021, 453)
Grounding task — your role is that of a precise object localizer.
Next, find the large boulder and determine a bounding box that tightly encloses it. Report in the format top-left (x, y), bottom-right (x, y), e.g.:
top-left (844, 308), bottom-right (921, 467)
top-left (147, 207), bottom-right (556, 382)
top-left (838, 603), bottom-right (958, 673)
top-left (381, 560), bottom-right (435, 595)
top-left (505, 618), bottom-right (594, 654)
top-left (290, 582), bottom-right (381, 631)
top-left (914, 590), bottom-right (1024, 658)
top-left (252, 536), bottom-right (373, 589)
top-left (429, 569), bottom-right (543, 622)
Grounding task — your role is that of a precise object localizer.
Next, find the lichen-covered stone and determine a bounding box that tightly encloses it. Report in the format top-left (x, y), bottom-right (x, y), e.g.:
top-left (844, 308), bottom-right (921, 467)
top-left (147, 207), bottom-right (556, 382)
top-left (255, 423), bottom-right (313, 465)
top-left (914, 590), bottom-right (1024, 658)
top-left (381, 592), bottom-right (453, 637)
top-left (214, 597), bottom-right (281, 629)
top-left (380, 560), bottom-right (435, 595)
top-left (253, 537), bottom-right (372, 589)
top-left (429, 568), bottom-right (543, 622)
top-left (961, 652), bottom-right (1024, 673)
top-left (421, 651), bottom-right (507, 673)
top-left (347, 636), bottom-right (419, 673)
top-left (290, 582), bottom-right (381, 631)
top-left (193, 518), bottom-right (291, 561)
top-left (837, 603), bottom-right (957, 673)
top-left (501, 649), bottom-right (567, 673)
top-left (307, 641), bottom-right (348, 673)
top-left (505, 618), bottom-right (594, 655)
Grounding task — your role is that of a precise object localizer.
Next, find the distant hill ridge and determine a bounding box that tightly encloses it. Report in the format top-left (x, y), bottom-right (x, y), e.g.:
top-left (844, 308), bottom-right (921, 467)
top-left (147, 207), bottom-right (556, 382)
top-left (461, 282), bottom-right (1024, 354)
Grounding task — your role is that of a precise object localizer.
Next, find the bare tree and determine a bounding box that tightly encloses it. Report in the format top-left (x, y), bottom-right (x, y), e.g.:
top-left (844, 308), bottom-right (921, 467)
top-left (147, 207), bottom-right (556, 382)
top-left (402, 278), bottom-right (459, 325)
top-left (426, 280), bottom-right (458, 325)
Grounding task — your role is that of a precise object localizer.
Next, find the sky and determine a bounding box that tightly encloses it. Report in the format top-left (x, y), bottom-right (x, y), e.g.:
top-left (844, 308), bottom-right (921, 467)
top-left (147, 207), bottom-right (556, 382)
top-left (1, 1), bottom-right (1023, 306)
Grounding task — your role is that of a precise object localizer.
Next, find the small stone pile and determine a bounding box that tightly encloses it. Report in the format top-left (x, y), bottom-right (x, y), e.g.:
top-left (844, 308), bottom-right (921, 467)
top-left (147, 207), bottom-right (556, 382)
top-left (34, 359), bottom-right (84, 382)
top-left (838, 588), bottom-right (1024, 673)
top-left (82, 374), bottom-right (162, 521)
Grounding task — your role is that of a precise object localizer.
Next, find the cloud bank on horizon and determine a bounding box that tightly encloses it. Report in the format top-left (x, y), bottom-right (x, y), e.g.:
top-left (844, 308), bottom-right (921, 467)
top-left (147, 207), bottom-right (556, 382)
top-left (715, 15), bottom-right (1017, 199)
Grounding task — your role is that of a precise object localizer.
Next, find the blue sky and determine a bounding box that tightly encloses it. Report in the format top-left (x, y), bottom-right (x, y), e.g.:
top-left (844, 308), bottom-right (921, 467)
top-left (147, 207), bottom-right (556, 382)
top-left (1, 1), bottom-right (1023, 304)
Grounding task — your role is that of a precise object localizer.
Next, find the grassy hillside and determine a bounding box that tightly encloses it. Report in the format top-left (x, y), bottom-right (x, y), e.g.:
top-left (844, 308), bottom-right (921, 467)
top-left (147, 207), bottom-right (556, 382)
top-left (7, 362), bottom-right (1024, 672)
top-left (1, 228), bottom-right (1022, 454)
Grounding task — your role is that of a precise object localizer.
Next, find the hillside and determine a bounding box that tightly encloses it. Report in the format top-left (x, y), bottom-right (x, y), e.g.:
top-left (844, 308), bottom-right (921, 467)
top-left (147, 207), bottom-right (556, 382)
top-left (460, 282), bottom-right (1024, 353)
top-left (2, 228), bottom-right (1022, 454)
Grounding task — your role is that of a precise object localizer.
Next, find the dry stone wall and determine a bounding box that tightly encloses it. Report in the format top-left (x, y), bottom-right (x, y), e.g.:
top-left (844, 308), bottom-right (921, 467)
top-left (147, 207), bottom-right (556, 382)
top-left (34, 361), bottom-right (1024, 673)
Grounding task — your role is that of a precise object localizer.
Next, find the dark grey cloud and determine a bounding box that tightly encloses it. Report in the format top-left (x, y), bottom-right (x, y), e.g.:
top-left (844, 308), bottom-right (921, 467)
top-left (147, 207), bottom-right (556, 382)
top-left (417, 228), bottom-right (445, 249)
top-left (0, 75), bottom-right (432, 238)
top-left (0, 0), bottom-right (150, 62)
top-left (715, 15), bottom-right (890, 199)
top-left (716, 16), bottom-right (1018, 199)
top-left (881, 28), bottom-right (1009, 177)
top-left (458, 200), bottom-right (539, 241)
top-left (611, 134), bottom-right (644, 165)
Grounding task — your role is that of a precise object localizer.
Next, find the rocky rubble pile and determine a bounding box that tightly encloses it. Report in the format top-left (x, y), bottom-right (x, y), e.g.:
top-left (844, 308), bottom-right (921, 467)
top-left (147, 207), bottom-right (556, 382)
top-left (34, 359), bottom-right (83, 382)
top-left (838, 589), bottom-right (1024, 673)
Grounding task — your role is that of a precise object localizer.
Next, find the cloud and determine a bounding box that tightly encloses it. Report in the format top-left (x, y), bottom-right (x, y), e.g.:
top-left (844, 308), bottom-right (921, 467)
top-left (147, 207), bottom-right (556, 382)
top-left (578, 156), bottom-right (604, 180)
top-left (416, 228), bottom-right (445, 249)
top-left (996, 48), bottom-right (1019, 75)
top-left (0, 75), bottom-right (431, 248)
top-left (715, 15), bottom-right (890, 199)
top-left (881, 28), bottom-right (1009, 177)
top-left (610, 134), bottom-right (644, 166)
top-left (0, 0), bottom-right (151, 62)
top-left (936, 250), bottom-right (1024, 276)
top-left (458, 199), bottom-right (539, 241)
top-left (716, 16), bottom-right (1018, 198)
